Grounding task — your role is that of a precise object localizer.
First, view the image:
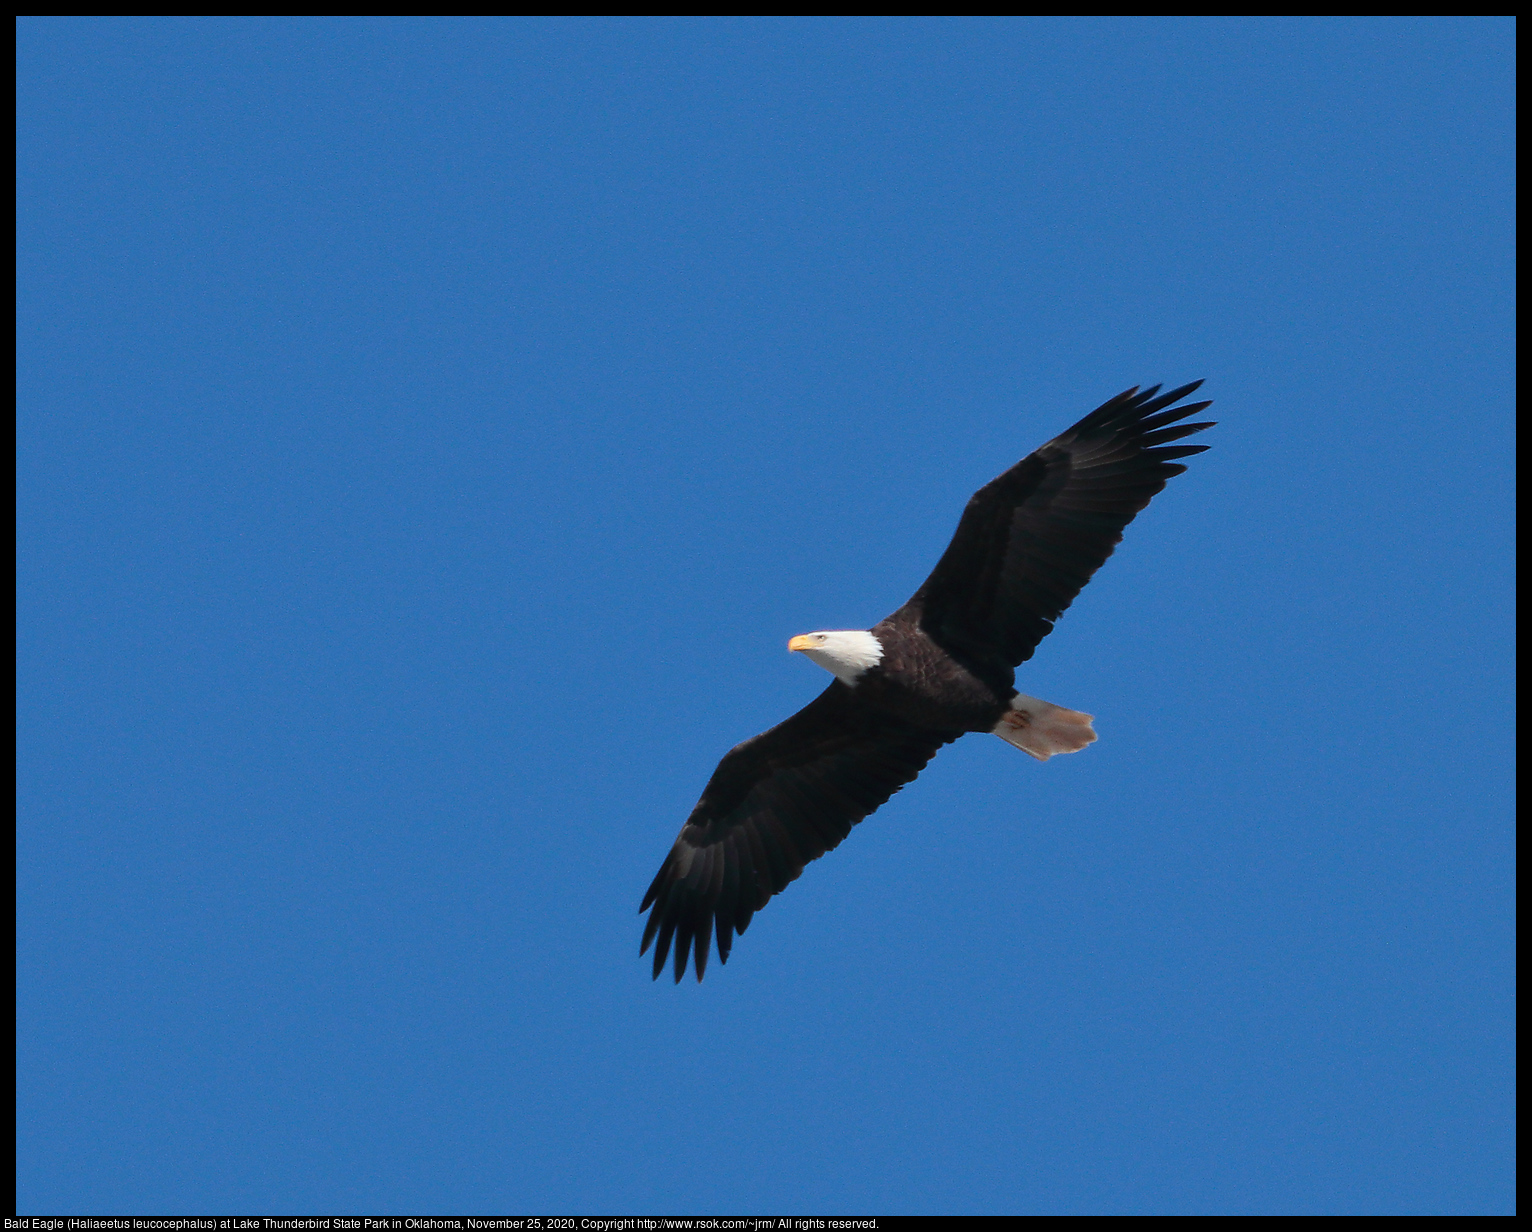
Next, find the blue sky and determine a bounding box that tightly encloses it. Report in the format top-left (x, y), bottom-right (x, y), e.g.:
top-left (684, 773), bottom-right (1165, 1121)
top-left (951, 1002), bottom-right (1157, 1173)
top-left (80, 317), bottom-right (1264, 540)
top-left (17, 17), bottom-right (1514, 1216)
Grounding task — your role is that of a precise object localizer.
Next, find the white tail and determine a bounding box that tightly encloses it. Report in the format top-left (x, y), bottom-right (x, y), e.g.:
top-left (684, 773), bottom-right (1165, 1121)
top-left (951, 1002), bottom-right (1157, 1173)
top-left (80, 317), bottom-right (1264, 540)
top-left (992, 693), bottom-right (1097, 761)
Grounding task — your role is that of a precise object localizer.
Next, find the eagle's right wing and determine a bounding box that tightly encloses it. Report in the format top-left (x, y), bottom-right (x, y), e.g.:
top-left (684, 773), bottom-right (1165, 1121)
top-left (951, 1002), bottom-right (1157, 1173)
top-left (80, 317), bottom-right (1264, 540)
top-left (641, 681), bottom-right (958, 983)
top-left (907, 382), bottom-right (1214, 669)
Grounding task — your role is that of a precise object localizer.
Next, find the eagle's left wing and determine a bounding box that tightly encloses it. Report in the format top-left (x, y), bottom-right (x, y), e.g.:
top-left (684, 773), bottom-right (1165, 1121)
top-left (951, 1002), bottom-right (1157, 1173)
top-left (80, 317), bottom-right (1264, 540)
top-left (641, 681), bottom-right (959, 982)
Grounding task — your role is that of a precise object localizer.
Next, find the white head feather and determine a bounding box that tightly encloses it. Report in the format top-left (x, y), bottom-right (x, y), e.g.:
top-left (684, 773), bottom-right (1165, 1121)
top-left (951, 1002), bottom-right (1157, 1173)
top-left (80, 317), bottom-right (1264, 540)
top-left (788, 630), bottom-right (884, 684)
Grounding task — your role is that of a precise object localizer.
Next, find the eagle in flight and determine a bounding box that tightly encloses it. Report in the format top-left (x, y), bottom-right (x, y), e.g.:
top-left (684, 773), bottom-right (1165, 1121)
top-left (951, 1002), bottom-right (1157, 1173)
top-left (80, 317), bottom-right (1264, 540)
top-left (642, 382), bottom-right (1215, 981)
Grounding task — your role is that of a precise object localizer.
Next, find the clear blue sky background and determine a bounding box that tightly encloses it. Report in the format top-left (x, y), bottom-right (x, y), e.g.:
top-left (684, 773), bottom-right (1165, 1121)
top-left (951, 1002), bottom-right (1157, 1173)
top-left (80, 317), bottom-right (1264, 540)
top-left (17, 17), bottom-right (1514, 1216)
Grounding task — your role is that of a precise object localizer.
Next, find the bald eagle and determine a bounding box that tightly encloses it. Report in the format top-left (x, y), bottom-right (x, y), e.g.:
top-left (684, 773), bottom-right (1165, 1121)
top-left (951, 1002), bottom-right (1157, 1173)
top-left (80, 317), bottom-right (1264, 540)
top-left (641, 383), bottom-right (1215, 982)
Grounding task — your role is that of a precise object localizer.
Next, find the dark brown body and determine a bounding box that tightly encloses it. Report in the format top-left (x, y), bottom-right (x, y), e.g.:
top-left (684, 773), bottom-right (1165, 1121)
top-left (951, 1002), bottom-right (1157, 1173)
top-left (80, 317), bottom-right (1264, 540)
top-left (860, 614), bottom-right (1013, 732)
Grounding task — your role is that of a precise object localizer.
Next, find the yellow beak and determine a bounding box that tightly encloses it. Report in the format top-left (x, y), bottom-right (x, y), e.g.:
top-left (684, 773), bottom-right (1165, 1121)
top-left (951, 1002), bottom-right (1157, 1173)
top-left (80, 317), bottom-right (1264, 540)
top-left (787, 635), bottom-right (816, 652)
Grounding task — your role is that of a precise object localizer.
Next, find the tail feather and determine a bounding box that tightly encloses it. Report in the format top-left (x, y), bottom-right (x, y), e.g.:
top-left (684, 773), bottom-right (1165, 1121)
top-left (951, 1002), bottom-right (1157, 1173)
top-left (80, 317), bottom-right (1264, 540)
top-left (993, 693), bottom-right (1097, 761)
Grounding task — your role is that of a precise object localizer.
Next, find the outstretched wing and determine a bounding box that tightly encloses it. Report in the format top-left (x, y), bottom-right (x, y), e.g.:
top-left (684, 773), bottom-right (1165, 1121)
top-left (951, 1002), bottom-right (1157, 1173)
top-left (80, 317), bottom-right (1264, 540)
top-left (908, 382), bottom-right (1214, 668)
top-left (641, 682), bottom-right (959, 983)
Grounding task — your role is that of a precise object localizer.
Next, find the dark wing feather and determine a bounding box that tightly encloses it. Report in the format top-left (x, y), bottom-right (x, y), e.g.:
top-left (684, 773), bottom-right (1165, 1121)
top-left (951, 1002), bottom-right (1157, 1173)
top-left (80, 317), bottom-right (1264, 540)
top-left (641, 681), bottom-right (958, 982)
top-left (909, 382), bottom-right (1214, 668)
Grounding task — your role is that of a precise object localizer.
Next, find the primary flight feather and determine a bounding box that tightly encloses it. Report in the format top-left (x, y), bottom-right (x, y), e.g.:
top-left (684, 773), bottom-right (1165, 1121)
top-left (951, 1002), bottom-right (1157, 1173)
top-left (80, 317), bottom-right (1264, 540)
top-left (641, 382), bottom-right (1215, 982)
